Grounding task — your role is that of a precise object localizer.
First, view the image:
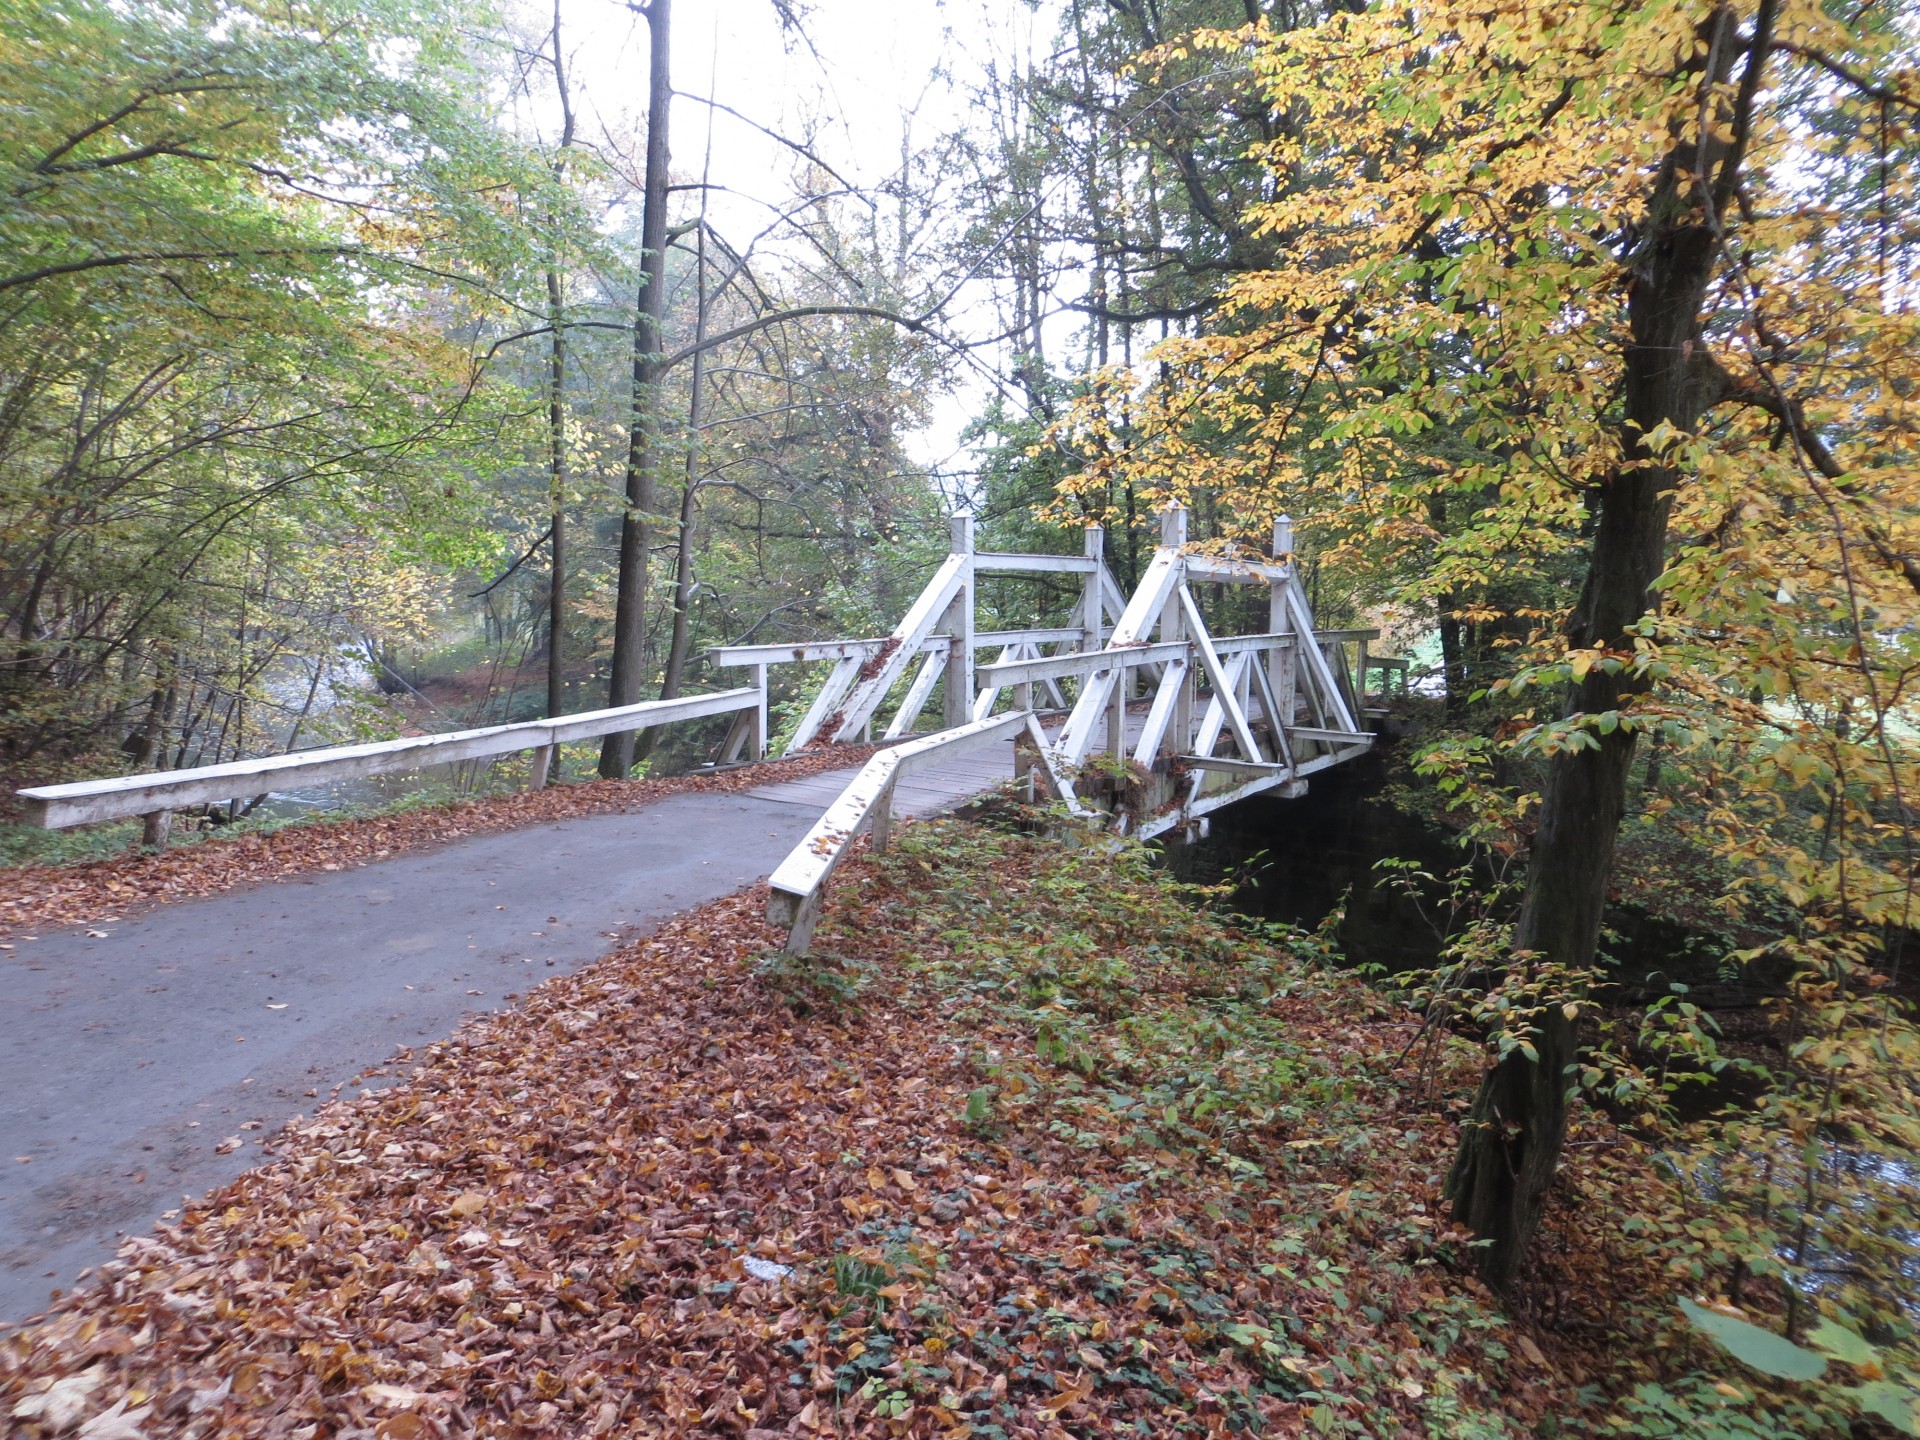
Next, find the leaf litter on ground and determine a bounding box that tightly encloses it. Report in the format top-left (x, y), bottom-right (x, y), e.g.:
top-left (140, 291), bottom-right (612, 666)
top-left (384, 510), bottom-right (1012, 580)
top-left (0, 815), bottom-right (1675, 1438)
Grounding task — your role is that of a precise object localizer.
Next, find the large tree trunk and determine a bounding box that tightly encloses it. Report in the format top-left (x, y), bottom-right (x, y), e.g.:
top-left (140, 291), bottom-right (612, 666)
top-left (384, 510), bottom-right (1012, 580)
top-left (1445, 9), bottom-right (1758, 1287)
top-left (599, 0), bottom-right (671, 778)
top-left (659, 177), bottom-right (710, 704)
top-left (545, 262), bottom-right (568, 724)
top-left (545, 0), bottom-right (576, 731)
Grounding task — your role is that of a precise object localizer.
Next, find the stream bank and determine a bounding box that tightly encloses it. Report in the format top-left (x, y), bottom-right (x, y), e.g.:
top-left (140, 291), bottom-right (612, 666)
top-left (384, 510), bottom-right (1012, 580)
top-left (1162, 739), bottom-right (1794, 1010)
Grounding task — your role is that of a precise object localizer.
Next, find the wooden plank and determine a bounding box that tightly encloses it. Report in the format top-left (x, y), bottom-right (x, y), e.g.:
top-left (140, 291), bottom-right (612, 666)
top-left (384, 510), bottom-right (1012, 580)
top-left (1137, 768), bottom-right (1308, 841)
top-left (20, 689), bottom-right (758, 829)
top-left (1132, 658), bottom-right (1190, 766)
top-left (940, 563), bottom-right (975, 730)
top-left (1212, 631), bottom-right (1297, 655)
top-left (971, 644), bottom-right (1021, 723)
top-left (973, 552), bottom-right (1098, 574)
top-left (542, 688), bottom-right (756, 744)
top-left (1178, 755), bottom-right (1290, 777)
top-left (785, 654), bottom-right (865, 753)
top-left (974, 626), bottom-right (1085, 647)
top-left (709, 638), bottom-right (889, 666)
top-left (1183, 556), bottom-right (1290, 585)
top-left (767, 710), bottom-right (1034, 952)
top-left (1287, 726), bottom-right (1374, 746)
top-left (1248, 654), bottom-right (1296, 768)
top-left (1285, 583), bottom-right (1349, 732)
top-left (882, 648), bottom-right (947, 740)
top-left (974, 639), bottom-right (1186, 690)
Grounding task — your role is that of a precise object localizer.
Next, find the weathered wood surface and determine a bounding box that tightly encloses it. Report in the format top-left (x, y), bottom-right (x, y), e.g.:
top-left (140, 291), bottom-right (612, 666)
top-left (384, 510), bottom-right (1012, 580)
top-left (973, 639), bottom-right (1188, 691)
top-left (973, 551), bottom-right (1099, 574)
top-left (18, 688), bottom-right (759, 830)
top-left (765, 710), bottom-right (1050, 954)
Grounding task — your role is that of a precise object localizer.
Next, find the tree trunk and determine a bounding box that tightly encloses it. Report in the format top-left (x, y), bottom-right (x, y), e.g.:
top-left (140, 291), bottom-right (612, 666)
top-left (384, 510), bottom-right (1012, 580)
top-left (1445, 12), bottom-right (1754, 1287)
top-left (659, 153), bottom-right (713, 705)
top-left (599, 0), bottom-right (672, 778)
top-left (545, 263), bottom-right (568, 726)
top-left (545, 0), bottom-right (576, 737)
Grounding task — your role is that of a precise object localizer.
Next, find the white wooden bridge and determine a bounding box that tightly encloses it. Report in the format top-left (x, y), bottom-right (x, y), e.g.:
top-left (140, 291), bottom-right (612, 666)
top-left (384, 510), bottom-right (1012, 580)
top-left (711, 507), bottom-right (1389, 952)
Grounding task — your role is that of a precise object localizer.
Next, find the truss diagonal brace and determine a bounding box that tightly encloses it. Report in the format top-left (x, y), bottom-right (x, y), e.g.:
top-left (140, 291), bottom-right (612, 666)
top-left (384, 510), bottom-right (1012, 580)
top-left (1178, 585), bottom-right (1265, 763)
top-left (829, 551), bottom-right (970, 744)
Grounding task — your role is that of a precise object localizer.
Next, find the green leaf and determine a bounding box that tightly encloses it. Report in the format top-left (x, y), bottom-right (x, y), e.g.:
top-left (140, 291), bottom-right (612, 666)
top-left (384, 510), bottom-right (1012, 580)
top-left (1846, 1381), bottom-right (1920, 1436)
top-left (1807, 1319), bottom-right (1876, 1368)
top-left (1678, 1299), bottom-right (1827, 1382)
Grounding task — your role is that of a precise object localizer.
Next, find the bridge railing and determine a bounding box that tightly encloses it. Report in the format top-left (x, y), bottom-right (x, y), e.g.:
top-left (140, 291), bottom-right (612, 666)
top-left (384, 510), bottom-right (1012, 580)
top-left (764, 708), bottom-right (1053, 955)
top-left (16, 687), bottom-right (761, 842)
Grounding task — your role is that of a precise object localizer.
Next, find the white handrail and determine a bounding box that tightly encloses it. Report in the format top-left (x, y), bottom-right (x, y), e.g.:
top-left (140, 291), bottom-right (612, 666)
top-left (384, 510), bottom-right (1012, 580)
top-left (766, 709), bottom-right (1051, 954)
top-left (17, 687), bottom-right (760, 830)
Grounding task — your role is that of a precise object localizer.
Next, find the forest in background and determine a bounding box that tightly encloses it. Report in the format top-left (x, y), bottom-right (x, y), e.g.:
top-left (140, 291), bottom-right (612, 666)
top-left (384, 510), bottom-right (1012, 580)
top-left (3, 0), bottom-right (1919, 1435)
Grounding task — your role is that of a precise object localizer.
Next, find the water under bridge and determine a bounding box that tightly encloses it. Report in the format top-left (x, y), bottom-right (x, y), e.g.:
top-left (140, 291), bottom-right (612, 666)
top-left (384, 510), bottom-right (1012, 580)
top-left (1, 507), bottom-right (1398, 1321)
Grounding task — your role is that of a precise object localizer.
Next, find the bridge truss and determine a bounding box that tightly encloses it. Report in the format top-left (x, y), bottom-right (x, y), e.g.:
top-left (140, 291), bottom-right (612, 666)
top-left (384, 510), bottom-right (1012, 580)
top-left (714, 505), bottom-right (1383, 844)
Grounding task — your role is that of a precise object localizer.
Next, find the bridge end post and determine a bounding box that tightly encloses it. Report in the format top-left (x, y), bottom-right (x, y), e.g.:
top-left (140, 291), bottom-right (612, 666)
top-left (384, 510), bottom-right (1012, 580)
top-left (1270, 514), bottom-right (1296, 736)
top-left (1159, 504), bottom-right (1188, 550)
top-left (1082, 525), bottom-right (1105, 654)
top-left (870, 775), bottom-right (897, 855)
top-left (140, 809), bottom-right (173, 851)
top-left (528, 743), bottom-right (555, 790)
top-left (941, 512), bottom-right (976, 729)
top-left (782, 894), bottom-right (822, 957)
top-left (751, 664), bottom-right (768, 759)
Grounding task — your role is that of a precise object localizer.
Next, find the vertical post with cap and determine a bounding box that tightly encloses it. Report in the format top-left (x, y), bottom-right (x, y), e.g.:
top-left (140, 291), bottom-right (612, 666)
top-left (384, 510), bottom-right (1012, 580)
top-left (1082, 523), bottom-right (1105, 655)
top-left (1156, 515), bottom-right (1192, 759)
top-left (942, 511), bottom-right (976, 728)
top-left (1270, 514), bottom-right (1296, 736)
top-left (751, 663), bottom-right (768, 759)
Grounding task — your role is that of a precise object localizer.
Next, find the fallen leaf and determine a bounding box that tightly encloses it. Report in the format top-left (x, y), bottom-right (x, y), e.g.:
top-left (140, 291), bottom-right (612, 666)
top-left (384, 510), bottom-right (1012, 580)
top-left (363, 1383), bottom-right (426, 1409)
top-left (11, 1366), bottom-right (106, 1430)
top-left (77, 1396), bottom-right (151, 1440)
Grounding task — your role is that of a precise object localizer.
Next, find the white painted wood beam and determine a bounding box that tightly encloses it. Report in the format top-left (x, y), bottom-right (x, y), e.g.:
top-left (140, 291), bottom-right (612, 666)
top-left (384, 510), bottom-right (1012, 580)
top-left (710, 638), bottom-right (888, 666)
top-left (1178, 586), bottom-right (1265, 763)
top-left (974, 639), bottom-right (1187, 690)
top-left (1132, 657), bottom-right (1190, 766)
top-left (881, 649), bottom-right (947, 740)
top-left (767, 709), bottom-right (1036, 953)
top-left (20, 687), bottom-right (761, 829)
top-left (785, 654), bottom-right (865, 753)
top-left (973, 552), bottom-right (1099, 574)
top-left (1285, 583), bottom-right (1361, 735)
top-left (830, 551), bottom-right (972, 744)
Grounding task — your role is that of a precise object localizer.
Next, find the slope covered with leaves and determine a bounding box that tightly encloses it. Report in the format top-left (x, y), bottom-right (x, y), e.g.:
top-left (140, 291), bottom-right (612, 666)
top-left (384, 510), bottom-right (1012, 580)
top-left (0, 817), bottom-right (1789, 1438)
